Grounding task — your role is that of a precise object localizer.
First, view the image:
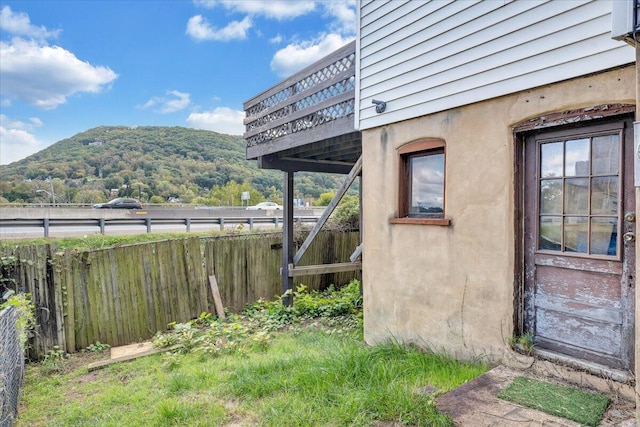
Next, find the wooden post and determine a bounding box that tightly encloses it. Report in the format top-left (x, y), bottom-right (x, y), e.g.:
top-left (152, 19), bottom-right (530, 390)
top-left (635, 39), bottom-right (640, 424)
top-left (358, 168), bottom-right (363, 287)
top-left (282, 171), bottom-right (294, 305)
top-left (208, 275), bottom-right (226, 319)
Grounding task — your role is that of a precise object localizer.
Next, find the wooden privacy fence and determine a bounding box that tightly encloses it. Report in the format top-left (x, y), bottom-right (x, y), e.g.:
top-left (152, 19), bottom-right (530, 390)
top-left (203, 231), bottom-right (360, 312)
top-left (0, 231), bottom-right (358, 359)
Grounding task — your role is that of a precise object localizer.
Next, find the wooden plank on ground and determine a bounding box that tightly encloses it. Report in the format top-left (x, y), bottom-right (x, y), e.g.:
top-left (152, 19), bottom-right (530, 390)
top-left (288, 262), bottom-right (362, 277)
top-left (87, 341), bottom-right (177, 371)
top-left (208, 275), bottom-right (226, 319)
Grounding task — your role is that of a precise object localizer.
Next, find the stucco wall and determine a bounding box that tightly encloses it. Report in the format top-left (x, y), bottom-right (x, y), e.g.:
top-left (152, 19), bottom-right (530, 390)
top-left (362, 65), bottom-right (636, 364)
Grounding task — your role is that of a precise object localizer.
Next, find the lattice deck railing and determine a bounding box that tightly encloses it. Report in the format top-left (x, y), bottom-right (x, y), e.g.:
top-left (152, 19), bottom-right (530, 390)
top-left (244, 41), bottom-right (356, 159)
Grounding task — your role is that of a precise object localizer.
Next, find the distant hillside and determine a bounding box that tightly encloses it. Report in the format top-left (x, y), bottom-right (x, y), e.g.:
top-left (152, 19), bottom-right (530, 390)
top-left (0, 126), bottom-right (344, 205)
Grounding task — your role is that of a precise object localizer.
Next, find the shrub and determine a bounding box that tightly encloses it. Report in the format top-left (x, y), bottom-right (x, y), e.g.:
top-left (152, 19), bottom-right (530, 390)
top-left (1, 290), bottom-right (36, 350)
top-left (332, 195), bottom-right (359, 229)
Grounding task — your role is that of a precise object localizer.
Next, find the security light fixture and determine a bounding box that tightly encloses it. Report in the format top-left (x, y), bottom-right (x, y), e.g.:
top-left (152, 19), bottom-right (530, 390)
top-left (372, 99), bottom-right (387, 113)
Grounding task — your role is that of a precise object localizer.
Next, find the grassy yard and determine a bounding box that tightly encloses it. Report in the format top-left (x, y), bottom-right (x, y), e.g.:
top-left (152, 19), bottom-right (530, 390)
top-left (17, 283), bottom-right (487, 426)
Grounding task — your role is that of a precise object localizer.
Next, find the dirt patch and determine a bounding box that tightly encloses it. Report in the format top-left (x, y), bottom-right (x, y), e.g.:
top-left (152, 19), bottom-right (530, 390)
top-left (61, 350), bottom-right (107, 372)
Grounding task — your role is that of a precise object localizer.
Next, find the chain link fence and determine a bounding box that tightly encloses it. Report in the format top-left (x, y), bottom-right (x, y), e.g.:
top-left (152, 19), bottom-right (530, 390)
top-left (0, 306), bottom-right (24, 427)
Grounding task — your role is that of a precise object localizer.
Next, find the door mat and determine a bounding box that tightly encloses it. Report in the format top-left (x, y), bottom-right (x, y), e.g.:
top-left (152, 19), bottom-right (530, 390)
top-left (497, 376), bottom-right (610, 426)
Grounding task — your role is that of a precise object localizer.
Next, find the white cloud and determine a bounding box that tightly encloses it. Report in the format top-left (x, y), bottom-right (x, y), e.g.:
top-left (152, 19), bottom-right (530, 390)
top-left (270, 33), bottom-right (353, 77)
top-left (0, 5), bottom-right (61, 40)
top-left (0, 114), bottom-right (45, 165)
top-left (194, 0), bottom-right (316, 20)
top-left (269, 34), bottom-right (283, 44)
top-left (186, 107), bottom-right (245, 135)
top-left (140, 90), bottom-right (191, 114)
top-left (0, 114), bottom-right (42, 130)
top-left (322, 1), bottom-right (356, 35)
top-left (186, 15), bottom-right (252, 41)
top-left (0, 37), bottom-right (117, 109)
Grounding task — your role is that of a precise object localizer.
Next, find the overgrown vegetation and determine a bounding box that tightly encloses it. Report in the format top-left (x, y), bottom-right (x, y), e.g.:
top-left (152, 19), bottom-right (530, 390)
top-left (1, 290), bottom-right (36, 349)
top-left (17, 281), bottom-right (487, 426)
top-left (152, 281), bottom-right (363, 356)
top-left (508, 331), bottom-right (535, 356)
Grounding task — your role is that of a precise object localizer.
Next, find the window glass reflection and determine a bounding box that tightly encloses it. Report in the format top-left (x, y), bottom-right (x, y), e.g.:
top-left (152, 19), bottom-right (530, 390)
top-left (540, 179), bottom-right (562, 214)
top-left (540, 142), bottom-right (563, 178)
top-left (539, 216), bottom-right (562, 251)
top-left (591, 177), bottom-right (618, 215)
top-left (565, 138), bottom-right (589, 176)
top-left (537, 133), bottom-right (620, 257)
top-left (592, 135), bottom-right (619, 175)
top-left (564, 178), bottom-right (588, 214)
top-left (410, 153), bottom-right (444, 216)
top-left (564, 216), bottom-right (588, 253)
top-left (591, 217), bottom-right (618, 256)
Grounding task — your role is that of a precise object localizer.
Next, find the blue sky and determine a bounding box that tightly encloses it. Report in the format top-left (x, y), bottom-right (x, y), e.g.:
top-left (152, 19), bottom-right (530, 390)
top-left (0, 0), bottom-right (355, 165)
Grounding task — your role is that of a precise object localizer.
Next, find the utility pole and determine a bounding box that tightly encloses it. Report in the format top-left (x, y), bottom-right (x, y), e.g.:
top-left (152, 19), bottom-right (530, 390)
top-left (47, 177), bottom-right (55, 205)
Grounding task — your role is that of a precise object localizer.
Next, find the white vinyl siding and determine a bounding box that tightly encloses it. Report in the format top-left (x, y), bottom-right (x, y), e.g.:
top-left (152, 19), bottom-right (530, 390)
top-left (357, 0), bottom-right (635, 131)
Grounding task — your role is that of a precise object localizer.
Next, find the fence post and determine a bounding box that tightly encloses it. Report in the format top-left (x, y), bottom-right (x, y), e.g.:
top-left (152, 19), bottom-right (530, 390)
top-left (249, 217), bottom-right (254, 230)
top-left (99, 218), bottom-right (105, 235)
top-left (43, 218), bottom-right (50, 237)
top-left (274, 217), bottom-right (279, 228)
top-left (145, 218), bottom-right (151, 233)
top-left (185, 218), bottom-right (191, 232)
top-left (219, 218), bottom-right (225, 231)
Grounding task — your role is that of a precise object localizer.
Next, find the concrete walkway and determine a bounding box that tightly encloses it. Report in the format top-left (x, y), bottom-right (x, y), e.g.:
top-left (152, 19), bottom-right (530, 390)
top-left (436, 365), bottom-right (636, 426)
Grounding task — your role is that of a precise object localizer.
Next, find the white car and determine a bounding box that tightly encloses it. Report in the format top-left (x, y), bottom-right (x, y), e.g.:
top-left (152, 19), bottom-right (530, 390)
top-left (246, 202), bottom-right (283, 210)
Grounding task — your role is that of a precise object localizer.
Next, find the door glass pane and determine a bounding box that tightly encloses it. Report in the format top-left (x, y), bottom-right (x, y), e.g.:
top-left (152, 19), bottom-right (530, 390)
top-left (592, 135), bottom-right (619, 175)
top-left (410, 153), bottom-right (444, 216)
top-left (539, 216), bottom-right (562, 251)
top-left (591, 177), bottom-right (618, 215)
top-left (564, 178), bottom-right (588, 214)
top-left (564, 217), bottom-right (588, 253)
top-left (591, 217), bottom-right (618, 256)
top-left (565, 138), bottom-right (590, 176)
top-left (540, 179), bottom-right (562, 214)
top-left (540, 142), bottom-right (563, 178)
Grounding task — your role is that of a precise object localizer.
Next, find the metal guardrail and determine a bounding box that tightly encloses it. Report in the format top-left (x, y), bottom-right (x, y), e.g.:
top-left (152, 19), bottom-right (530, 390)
top-left (0, 216), bottom-right (319, 238)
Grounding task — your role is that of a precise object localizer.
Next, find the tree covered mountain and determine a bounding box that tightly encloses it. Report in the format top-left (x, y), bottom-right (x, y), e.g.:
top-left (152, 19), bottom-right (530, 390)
top-left (0, 126), bottom-right (347, 205)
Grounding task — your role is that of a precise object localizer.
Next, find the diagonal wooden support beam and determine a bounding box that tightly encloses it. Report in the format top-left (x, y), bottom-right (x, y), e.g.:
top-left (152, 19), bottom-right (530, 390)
top-left (293, 154), bottom-right (362, 265)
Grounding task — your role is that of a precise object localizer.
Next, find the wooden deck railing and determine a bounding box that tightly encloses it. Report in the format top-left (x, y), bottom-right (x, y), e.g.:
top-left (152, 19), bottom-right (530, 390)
top-left (243, 41), bottom-right (357, 159)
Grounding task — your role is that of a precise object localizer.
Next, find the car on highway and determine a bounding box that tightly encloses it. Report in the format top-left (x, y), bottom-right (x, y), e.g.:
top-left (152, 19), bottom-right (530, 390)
top-left (246, 202), bottom-right (283, 211)
top-left (93, 198), bottom-right (142, 209)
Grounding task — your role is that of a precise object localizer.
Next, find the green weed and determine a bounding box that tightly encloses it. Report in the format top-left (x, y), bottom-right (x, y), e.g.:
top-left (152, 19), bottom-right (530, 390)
top-left (40, 345), bottom-right (67, 375)
top-left (86, 341), bottom-right (111, 353)
top-left (17, 281), bottom-right (487, 426)
top-left (0, 290), bottom-right (36, 349)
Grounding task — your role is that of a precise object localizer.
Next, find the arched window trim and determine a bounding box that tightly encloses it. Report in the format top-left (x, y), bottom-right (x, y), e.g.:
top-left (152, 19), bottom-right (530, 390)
top-left (390, 138), bottom-right (451, 226)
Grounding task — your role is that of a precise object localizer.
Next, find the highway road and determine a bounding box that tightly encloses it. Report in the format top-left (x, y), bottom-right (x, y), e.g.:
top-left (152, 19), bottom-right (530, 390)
top-left (0, 207), bottom-right (322, 239)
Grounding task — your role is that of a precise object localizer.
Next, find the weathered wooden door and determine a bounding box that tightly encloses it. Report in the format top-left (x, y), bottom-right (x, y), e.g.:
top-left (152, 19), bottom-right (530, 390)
top-left (523, 118), bottom-right (635, 371)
